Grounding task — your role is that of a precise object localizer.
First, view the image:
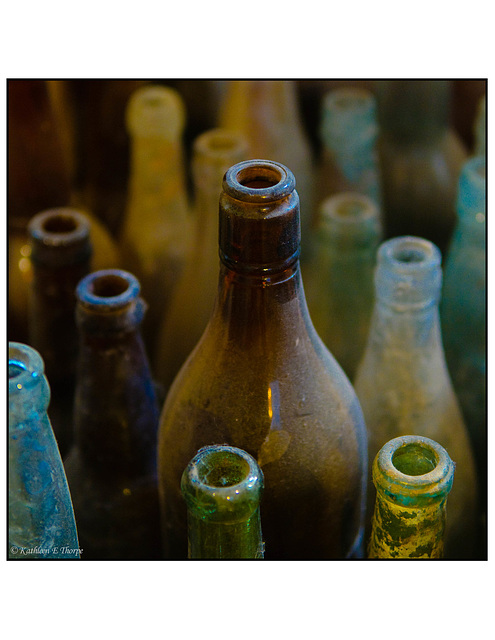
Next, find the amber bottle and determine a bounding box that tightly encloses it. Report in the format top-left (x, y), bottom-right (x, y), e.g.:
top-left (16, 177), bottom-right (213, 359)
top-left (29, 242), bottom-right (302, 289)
top-left (64, 269), bottom-right (161, 559)
top-left (158, 159), bottom-right (368, 560)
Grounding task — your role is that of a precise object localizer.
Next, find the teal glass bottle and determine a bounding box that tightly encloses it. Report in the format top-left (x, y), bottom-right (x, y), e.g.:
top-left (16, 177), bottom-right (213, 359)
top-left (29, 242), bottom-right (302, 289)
top-left (316, 87), bottom-right (382, 214)
top-left (181, 445), bottom-right (264, 559)
top-left (368, 435), bottom-right (455, 559)
top-left (158, 159), bottom-right (368, 560)
top-left (64, 269), bottom-right (161, 559)
top-left (376, 80), bottom-right (467, 255)
top-left (304, 192), bottom-right (382, 380)
top-left (354, 236), bottom-right (478, 558)
top-left (441, 156), bottom-right (486, 513)
top-left (9, 342), bottom-right (80, 559)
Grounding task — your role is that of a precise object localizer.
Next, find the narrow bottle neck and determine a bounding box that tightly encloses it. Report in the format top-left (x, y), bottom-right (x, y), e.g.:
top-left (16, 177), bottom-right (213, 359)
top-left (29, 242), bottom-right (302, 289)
top-left (129, 137), bottom-right (186, 198)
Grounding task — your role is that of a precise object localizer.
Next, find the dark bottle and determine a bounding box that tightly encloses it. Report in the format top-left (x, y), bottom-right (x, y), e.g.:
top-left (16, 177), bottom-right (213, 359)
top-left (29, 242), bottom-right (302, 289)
top-left (64, 269), bottom-right (161, 559)
top-left (376, 80), bottom-right (467, 255)
top-left (181, 445), bottom-right (264, 559)
top-left (9, 342), bottom-right (80, 559)
top-left (28, 208), bottom-right (93, 456)
top-left (158, 159), bottom-right (368, 560)
top-left (368, 435), bottom-right (455, 559)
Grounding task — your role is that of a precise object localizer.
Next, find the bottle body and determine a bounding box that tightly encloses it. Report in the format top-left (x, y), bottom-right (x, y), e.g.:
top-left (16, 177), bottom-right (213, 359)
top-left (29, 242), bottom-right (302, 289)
top-left (305, 192), bottom-right (382, 380)
top-left (354, 236), bottom-right (478, 558)
top-left (158, 160), bottom-right (368, 559)
top-left (368, 435), bottom-right (455, 559)
top-left (9, 342), bottom-right (80, 559)
top-left (182, 445), bottom-right (264, 559)
top-left (64, 270), bottom-right (161, 559)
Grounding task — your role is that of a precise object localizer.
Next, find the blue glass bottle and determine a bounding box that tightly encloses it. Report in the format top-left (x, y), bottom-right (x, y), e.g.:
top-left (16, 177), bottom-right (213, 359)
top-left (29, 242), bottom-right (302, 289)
top-left (9, 342), bottom-right (80, 559)
top-left (441, 156), bottom-right (486, 512)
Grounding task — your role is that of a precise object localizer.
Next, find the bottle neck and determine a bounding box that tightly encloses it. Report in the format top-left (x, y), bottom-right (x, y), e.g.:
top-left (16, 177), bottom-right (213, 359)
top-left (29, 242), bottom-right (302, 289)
top-left (368, 436), bottom-right (454, 558)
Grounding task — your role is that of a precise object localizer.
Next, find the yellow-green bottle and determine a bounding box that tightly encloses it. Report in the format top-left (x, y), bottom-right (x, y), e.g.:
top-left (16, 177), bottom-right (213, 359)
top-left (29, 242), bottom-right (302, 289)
top-left (368, 435), bottom-right (455, 559)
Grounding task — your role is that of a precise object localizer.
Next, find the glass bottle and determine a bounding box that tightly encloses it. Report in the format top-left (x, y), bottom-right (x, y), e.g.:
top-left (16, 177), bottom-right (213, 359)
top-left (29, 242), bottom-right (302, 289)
top-left (316, 87), bottom-right (382, 215)
top-left (181, 445), bottom-right (264, 559)
top-left (120, 84), bottom-right (192, 350)
top-left (441, 157), bottom-right (486, 510)
top-left (304, 192), bottom-right (382, 381)
top-left (354, 236), bottom-right (478, 558)
top-left (64, 269), bottom-right (161, 559)
top-left (375, 80), bottom-right (467, 255)
top-left (368, 435), bottom-right (455, 559)
top-left (27, 208), bottom-right (93, 456)
top-left (158, 159), bottom-right (368, 560)
top-left (218, 80), bottom-right (314, 257)
top-left (154, 128), bottom-right (248, 392)
top-left (9, 342), bottom-right (80, 559)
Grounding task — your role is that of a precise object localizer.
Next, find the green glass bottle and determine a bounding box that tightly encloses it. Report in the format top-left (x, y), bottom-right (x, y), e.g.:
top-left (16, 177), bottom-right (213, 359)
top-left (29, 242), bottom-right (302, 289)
top-left (368, 435), bottom-right (455, 559)
top-left (181, 445), bottom-right (264, 559)
top-left (9, 342), bottom-right (80, 559)
top-left (64, 269), bottom-right (161, 559)
top-left (304, 192), bottom-right (382, 380)
top-left (158, 159), bottom-right (368, 560)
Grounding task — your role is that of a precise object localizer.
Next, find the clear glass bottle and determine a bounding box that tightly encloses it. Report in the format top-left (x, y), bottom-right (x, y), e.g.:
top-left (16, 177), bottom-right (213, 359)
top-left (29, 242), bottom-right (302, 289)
top-left (154, 128), bottom-right (249, 392)
top-left (316, 87), bottom-right (382, 214)
top-left (375, 80), bottom-right (467, 256)
top-left (304, 192), bottom-right (382, 380)
top-left (158, 159), bottom-right (368, 560)
top-left (354, 236), bottom-right (478, 558)
top-left (368, 435), bottom-right (455, 559)
top-left (441, 156), bottom-right (486, 513)
top-left (9, 342), bottom-right (80, 559)
top-left (218, 80), bottom-right (314, 257)
top-left (181, 445), bottom-right (264, 559)
top-left (64, 269), bottom-right (161, 559)
top-left (120, 84), bottom-right (192, 349)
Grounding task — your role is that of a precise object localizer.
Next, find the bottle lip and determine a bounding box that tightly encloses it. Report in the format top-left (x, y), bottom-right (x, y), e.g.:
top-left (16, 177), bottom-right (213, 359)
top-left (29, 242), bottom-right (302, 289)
top-left (223, 159), bottom-right (296, 204)
top-left (126, 84), bottom-right (185, 139)
top-left (28, 208), bottom-right (90, 248)
top-left (320, 192), bottom-right (380, 228)
top-left (181, 445), bottom-right (264, 523)
top-left (373, 435), bottom-right (455, 507)
top-left (193, 128), bottom-right (249, 163)
top-left (9, 342), bottom-right (45, 395)
top-left (378, 236), bottom-right (441, 273)
top-left (322, 86), bottom-right (375, 117)
top-left (76, 269), bottom-right (141, 312)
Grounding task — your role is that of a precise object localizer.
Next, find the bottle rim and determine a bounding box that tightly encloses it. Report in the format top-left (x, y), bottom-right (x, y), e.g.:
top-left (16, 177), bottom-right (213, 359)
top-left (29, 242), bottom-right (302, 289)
top-left (223, 159), bottom-right (296, 204)
top-left (320, 192), bottom-right (380, 227)
top-left (76, 269), bottom-right (141, 312)
top-left (9, 342), bottom-right (45, 394)
top-left (28, 208), bottom-right (90, 248)
top-left (126, 84), bottom-right (185, 139)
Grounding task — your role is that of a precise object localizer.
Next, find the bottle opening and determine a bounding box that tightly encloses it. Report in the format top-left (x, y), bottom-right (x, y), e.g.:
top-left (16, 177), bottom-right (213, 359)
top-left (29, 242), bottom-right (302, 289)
top-left (237, 166), bottom-right (282, 190)
top-left (336, 199), bottom-right (366, 218)
top-left (9, 362), bottom-right (26, 379)
top-left (42, 213), bottom-right (78, 234)
top-left (90, 274), bottom-right (130, 298)
top-left (392, 443), bottom-right (437, 476)
top-left (207, 134), bottom-right (239, 152)
top-left (223, 159), bottom-right (296, 204)
top-left (196, 450), bottom-right (250, 488)
top-left (393, 246), bottom-right (426, 264)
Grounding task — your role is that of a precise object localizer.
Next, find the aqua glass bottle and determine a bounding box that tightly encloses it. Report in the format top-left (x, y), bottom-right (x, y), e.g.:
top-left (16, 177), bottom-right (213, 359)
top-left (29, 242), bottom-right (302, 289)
top-left (120, 84), bottom-right (192, 350)
top-left (376, 80), bottom-right (467, 256)
top-left (354, 236), bottom-right (478, 558)
top-left (9, 342), bottom-right (80, 559)
top-left (304, 192), bottom-right (382, 380)
top-left (181, 445), bottom-right (264, 559)
top-left (441, 156), bottom-right (486, 509)
top-left (368, 435), bottom-right (455, 559)
top-left (158, 159), bottom-right (368, 560)
top-left (316, 87), bottom-right (382, 215)
top-left (154, 128), bottom-right (249, 393)
top-left (64, 269), bottom-right (161, 559)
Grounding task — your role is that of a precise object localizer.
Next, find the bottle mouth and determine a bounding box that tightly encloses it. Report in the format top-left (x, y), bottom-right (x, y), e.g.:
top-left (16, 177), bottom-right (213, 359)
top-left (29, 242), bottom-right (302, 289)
top-left (126, 85), bottom-right (185, 139)
top-left (77, 269), bottom-right (141, 311)
top-left (223, 159), bottom-right (296, 204)
top-left (9, 342), bottom-right (45, 394)
top-left (29, 208), bottom-right (90, 247)
top-left (320, 192), bottom-right (380, 227)
top-left (373, 435), bottom-right (454, 506)
top-left (194, 128), bottom-right (248, 161)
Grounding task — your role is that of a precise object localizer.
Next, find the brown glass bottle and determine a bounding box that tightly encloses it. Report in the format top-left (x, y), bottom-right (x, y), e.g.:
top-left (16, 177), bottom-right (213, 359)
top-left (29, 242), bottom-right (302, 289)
top-left (28, 208), bottom-right (93, 456)
top-left (158, 159), bottom-right (368, 560)
top-left (64, 269), bottom-right (161, 559)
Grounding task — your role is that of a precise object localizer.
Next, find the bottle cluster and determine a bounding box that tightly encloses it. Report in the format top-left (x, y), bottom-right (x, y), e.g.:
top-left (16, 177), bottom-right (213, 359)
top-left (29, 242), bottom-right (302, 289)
top-left (8, 80), bottom-right (486, 560)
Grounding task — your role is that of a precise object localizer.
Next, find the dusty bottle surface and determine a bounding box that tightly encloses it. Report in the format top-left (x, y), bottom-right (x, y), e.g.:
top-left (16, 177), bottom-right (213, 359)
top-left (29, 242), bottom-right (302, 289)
top-left (368, 435), bottom-right (455, 559)
top-left (154, 128), bottom-right (249, 393)
top-left (9, 342), bottom-right (80, 559)
top-left (182, 445), bottom-right (264, 559)
top-left (304, 192), bottom-right (382, 380)
top-left (376, 80), bottom-right (467, 255)
top-left (120, 85), bottom-right (192, 350)
top-left (158, 159), bottom-right (368, 560)
top-left (64, 269), bottom-right (161, 559)
top-left (354, 236), bottom-right (478, 558)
